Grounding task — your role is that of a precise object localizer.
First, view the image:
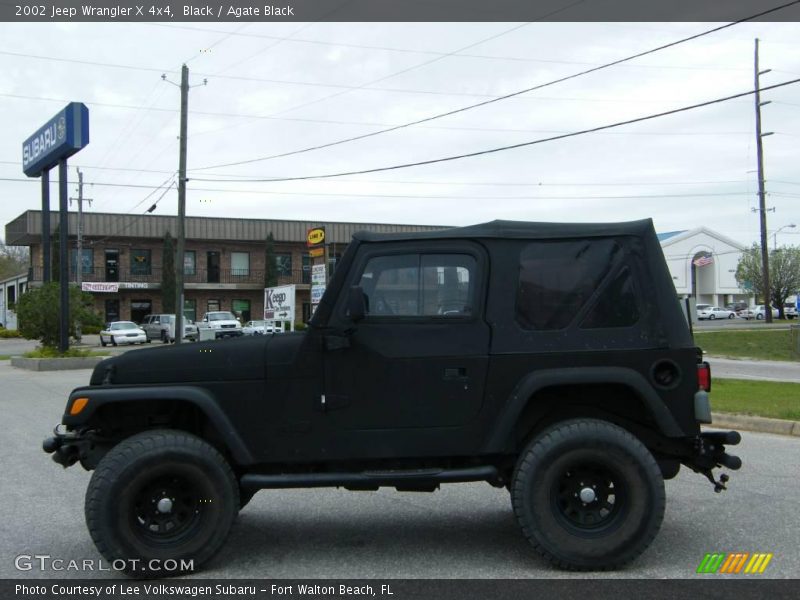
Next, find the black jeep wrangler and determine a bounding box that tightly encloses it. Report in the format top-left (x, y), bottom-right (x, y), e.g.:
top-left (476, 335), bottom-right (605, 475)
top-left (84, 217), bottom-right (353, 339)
top-left (44, 219), bottom-right (741, 576)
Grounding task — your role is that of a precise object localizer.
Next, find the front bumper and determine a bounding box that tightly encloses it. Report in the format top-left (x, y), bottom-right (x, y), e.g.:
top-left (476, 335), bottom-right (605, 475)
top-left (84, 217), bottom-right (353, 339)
top-left (42, 425), bottom-right (90, 468)
top-left (214, 329), bottom-right (243, 338)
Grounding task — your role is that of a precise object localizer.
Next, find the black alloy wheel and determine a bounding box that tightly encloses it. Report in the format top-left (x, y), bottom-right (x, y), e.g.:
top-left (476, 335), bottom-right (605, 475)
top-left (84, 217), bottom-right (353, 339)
top-left (85, 430), bottom-right (238, 577)
top-left (511, 418), bottom-right (665, 570)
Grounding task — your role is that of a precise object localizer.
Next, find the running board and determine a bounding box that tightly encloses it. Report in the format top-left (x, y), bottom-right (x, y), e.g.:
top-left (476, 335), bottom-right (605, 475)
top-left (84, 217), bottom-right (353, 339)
top-left (241, 466), bottom-right (500, 490)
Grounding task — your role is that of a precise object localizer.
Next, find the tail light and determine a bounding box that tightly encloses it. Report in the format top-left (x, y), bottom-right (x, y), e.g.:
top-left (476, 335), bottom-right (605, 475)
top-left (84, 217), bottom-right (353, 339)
top-left (697, 362), bottom-right (711, 392)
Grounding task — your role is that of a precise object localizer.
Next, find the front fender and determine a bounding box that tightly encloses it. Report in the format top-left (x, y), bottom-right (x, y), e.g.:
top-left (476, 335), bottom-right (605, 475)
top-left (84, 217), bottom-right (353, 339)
top-left (62, 385), bottom-right (254, 465)
top-left (483, 367), bottom-right (684, 453)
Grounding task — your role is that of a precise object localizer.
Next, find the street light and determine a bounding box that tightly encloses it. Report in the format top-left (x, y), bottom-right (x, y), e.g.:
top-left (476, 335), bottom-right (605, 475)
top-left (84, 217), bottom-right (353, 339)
top-left (773, 223), bottom-right (796, 249)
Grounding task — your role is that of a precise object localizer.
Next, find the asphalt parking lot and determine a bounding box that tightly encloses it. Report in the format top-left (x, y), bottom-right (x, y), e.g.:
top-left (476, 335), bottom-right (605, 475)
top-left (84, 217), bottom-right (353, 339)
top-left (0, 362), bottom-right (798, 580)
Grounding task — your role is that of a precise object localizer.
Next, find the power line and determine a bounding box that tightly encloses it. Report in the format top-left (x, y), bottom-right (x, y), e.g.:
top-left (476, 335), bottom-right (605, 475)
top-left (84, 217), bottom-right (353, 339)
top-left (5, 170), bottom-right (799, 192)
top-left (190, 0), bottom-right (800, 172)
top-left (147, 23), bottom-right (788, 72)
top-left (0, 176), bottom-right (775, 201)
top-left (0, 92), bottom-right (756, 138)
top-left (190, 78), bottom-right (800, 184)
top-left (86, 180), bottom-right (177, 247)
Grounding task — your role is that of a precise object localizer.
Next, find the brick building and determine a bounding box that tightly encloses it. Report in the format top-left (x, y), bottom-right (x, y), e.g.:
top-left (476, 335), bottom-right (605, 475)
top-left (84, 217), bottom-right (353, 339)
top-left (5, 211), bottom-right (445, 324)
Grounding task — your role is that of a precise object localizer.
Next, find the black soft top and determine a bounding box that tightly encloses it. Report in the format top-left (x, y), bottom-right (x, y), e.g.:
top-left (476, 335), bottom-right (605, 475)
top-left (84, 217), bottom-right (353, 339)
top-left (353, 219), bottom-right (655, 242)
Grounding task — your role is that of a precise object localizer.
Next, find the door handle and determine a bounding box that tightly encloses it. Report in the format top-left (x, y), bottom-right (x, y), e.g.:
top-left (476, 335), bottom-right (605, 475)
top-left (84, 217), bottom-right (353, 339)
top-left (444, 367), bottom-right (467, 379)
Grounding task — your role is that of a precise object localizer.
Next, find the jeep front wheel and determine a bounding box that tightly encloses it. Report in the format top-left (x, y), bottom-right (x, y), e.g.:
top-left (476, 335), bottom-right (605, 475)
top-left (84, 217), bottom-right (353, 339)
top-left (85, 430), bottom-right (239, 577)
top-left (511, 418), bottom-right (665, 570)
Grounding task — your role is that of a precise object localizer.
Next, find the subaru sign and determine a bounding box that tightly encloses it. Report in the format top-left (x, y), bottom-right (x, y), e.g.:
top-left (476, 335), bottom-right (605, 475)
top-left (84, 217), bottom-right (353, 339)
top-left (22, 102), bottom-right (89, 177)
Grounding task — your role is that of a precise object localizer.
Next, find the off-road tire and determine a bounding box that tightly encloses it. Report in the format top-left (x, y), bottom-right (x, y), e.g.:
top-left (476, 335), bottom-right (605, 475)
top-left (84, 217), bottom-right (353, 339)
top-left (85, 430), bottom-right (239, 578)
top-left (511, 418), bottom-right (665, 571)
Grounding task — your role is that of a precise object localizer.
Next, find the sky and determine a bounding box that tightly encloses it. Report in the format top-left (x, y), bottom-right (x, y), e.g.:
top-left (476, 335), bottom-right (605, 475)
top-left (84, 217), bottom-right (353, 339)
top-left (1, 18), bottom-right (799, 248)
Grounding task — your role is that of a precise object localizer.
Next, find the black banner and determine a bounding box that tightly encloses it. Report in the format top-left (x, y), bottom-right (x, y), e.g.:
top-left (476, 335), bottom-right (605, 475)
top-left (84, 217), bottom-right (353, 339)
top-left (2, 0), bottom-right (800, 23)
top-left (3, 579), bottom-right (799, 600)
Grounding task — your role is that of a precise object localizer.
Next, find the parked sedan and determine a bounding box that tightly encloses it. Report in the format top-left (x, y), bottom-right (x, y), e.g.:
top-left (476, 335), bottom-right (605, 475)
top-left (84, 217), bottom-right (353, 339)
top-left (697, 306), bottom-right (736, 320)
top-left (242, 320), bottom-right (285, 335)
top-left (741, 305), bottom-right (780, 320)
top-left (99, 321), bottom-right (149, 346)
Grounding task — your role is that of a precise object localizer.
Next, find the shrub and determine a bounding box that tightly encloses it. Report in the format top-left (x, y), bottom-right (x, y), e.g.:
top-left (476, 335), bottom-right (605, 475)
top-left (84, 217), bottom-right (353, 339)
top-left (15, 283), bottom-right (102, 348)
top-left (23, 347), bottom-right (108, 358)
top-left (0, 329), bottom-right (21, 339)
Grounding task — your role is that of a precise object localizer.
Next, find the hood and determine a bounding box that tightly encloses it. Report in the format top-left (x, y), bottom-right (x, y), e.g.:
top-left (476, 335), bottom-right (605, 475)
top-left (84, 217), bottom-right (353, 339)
top-left (90, 336), bottom-right (269, 386)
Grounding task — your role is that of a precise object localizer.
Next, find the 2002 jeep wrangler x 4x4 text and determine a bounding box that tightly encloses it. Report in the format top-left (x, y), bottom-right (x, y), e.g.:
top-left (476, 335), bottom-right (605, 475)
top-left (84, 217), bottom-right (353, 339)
top-left (43, 220), bottom-right (741, 576)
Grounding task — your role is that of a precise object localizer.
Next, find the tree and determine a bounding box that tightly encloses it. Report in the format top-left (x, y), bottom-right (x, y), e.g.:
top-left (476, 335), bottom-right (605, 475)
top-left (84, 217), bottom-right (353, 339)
top-left (264, 232), bottom-right (278, 288)
top-left (16, 283), bottom-right (101, 348)
top-left (736, 244), bottom-right (800, 318)
top-left (161, 231), bottom-right (176, 314)
top-left (0, 238), bottom-right (29, 280)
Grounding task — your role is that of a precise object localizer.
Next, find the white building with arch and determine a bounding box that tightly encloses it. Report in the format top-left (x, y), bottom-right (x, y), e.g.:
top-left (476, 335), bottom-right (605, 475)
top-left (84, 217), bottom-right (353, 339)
top-left (658, 228), bottom-right (751, 307)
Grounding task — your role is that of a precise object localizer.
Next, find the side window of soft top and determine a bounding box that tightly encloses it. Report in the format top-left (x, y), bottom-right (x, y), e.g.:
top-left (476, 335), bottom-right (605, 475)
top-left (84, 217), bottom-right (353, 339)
top-left (358, 253), bottom-right (476, 318)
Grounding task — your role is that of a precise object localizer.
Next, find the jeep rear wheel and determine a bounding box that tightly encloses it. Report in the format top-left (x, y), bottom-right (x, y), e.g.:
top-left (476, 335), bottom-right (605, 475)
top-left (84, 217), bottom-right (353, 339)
top-left (511, 419), bottom-right (665, 570)
top-left (85, 430), bottom-right (238, 577)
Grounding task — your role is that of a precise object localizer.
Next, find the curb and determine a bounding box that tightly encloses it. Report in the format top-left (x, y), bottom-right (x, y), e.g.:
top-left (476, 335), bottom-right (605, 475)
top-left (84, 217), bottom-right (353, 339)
top-left (709, 412), bottom-right (800, 437)
top-left (10, 356), bottom-right (107, 371)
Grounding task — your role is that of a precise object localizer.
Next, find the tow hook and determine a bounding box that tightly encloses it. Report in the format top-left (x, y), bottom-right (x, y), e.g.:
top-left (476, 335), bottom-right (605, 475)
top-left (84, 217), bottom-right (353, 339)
top-left (43, 427), bottom-right (82, 468)
top-left (693, 430), bottom-right (742, 493)
top-left (704, 471), bottom-right (730, 493)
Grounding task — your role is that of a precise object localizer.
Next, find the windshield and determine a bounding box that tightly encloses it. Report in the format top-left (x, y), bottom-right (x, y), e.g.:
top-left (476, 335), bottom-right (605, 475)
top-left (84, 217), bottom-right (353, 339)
top-left (209, 312), bottom-right (237, 321)
top-left (111, 322), bottom-right (138, 330)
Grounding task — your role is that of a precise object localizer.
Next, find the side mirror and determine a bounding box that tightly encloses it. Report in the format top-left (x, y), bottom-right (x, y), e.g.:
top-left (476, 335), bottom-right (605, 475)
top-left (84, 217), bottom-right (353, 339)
top-left (346, 286), bottom-right (367, 322)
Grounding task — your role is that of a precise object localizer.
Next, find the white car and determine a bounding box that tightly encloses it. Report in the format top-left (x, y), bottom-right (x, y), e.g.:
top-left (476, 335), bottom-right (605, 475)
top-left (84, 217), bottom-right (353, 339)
top-left (242, 320), bottom-right (285, 335)
top-left (741, 305), bottom-right (780, 320)
top-left (783, 303), bottom-right (798, 319)
top-left (200, 311), bottom-right (243, 339)
top-left (99, 321), bottom-right (148, 346)
top-left (697, 306), bottom-right (736, 320)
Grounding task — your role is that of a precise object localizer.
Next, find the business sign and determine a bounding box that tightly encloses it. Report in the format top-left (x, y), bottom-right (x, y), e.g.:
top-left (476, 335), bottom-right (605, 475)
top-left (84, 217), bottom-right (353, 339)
top-left (310, 286), bottom-right (326, 304)
top-left (311, 264), bottom-right (326, 285)
top-left (81, 282), bottom-right (151, 292)
top-left (264, 284), bottom-right (295, 321)
top-left (311, 263), bottom-right (327, 308)
top-left (22, 102), bottom-right (90, 177)
top-left (82, 282), bottom-right (119, 293)
top-left (306, 226), bottom-right (325, 247)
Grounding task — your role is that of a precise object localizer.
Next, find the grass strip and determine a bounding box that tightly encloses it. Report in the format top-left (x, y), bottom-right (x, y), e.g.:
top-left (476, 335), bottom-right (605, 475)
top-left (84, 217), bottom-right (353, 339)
top-left (712, 378), bottom-right (800, 420)
top-left (696, 329), bottom-right (798, 362)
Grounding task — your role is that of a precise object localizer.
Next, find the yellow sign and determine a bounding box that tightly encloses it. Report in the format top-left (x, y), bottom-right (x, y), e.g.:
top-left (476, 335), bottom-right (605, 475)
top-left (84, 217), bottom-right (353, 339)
top-left (306, 227), bottom-right (325, 247)
top-left (308, 247), bottom-right (324, 258)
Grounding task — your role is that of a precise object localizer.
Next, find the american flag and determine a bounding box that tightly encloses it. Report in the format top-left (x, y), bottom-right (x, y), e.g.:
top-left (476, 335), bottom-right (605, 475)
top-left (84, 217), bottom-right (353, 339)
top-left (693, 255), bottom-right (714, 267)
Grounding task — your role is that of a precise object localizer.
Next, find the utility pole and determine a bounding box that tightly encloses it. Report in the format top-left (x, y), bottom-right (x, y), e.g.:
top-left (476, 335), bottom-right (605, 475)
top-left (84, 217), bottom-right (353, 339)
top-left (175, 64), bottom-right (189, 345)
top-left (70, 168), bottom-right (93, 288)
top-left (70, 168), bottom-right (92, 341)
top-left (164, 65), bottom-right (205, 345)
top-left (754, 38), bottom-right (774, 323)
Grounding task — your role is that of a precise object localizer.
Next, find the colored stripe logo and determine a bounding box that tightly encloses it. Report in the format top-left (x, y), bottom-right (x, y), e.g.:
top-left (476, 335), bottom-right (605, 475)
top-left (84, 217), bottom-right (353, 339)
top-left (697, 553), bottom-right (773, 574)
